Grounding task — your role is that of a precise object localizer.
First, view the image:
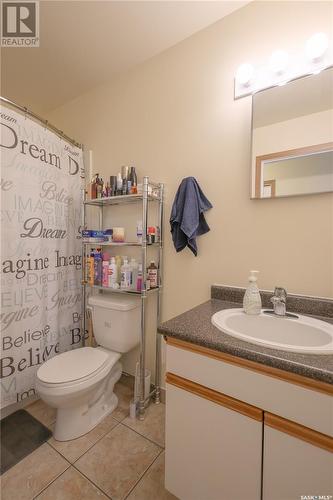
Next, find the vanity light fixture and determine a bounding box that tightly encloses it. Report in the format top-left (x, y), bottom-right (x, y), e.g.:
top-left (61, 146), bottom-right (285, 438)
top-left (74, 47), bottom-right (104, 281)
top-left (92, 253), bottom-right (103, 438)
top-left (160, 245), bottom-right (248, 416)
top-left (269, 50), bottom-right (289, 74)
top-left (234, 32), bottom-right (332, 98)
top-left (235, 63), bottom-right (255, 86)
top-left (305, 32), bottom-right (329, 61)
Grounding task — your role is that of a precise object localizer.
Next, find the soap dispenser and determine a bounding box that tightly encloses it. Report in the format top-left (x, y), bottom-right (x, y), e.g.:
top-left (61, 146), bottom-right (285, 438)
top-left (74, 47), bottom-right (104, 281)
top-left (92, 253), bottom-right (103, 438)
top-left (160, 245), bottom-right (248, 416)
top-left (243, 270), bottom-right (262, 315)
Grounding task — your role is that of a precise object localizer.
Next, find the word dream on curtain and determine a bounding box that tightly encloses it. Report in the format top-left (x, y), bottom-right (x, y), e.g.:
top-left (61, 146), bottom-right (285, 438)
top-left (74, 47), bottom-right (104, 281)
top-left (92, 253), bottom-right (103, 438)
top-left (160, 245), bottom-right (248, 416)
top-left (0, 105), bottom-right (84, 408)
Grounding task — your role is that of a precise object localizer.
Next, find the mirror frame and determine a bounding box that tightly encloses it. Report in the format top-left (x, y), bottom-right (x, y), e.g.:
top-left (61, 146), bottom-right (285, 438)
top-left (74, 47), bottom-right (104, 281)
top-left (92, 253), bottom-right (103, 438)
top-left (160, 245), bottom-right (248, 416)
top-left (250, 68), bottom-right (333, 200)
top-left (254, 142), bottom-right (333, 198)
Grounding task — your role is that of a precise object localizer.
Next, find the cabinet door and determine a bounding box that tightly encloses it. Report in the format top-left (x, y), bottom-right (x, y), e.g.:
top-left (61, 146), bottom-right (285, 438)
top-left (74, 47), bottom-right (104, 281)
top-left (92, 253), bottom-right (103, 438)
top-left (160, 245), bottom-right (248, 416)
top-left (263, 417), bottom-right (333, 500)
top-left (165, 379), bottom-right (263, 500)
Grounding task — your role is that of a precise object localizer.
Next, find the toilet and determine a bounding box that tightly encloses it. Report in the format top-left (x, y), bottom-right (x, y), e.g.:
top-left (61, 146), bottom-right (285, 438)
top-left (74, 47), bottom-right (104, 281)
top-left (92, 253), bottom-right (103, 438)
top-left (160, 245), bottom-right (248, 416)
top-left (36, 294), bottom-right (140, 441)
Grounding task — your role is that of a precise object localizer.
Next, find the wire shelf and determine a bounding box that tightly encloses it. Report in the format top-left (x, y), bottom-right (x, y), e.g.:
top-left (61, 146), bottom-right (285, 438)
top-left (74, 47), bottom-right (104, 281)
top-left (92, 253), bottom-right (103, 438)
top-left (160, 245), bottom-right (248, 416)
top-left (82, 241), bottom-right (160, 247)
top-left (84, 193), bottom-right (160, 206)
top-left (88, 284), bottom-right (160, 295)
top-left (82, 176), bottom-right (164, 420)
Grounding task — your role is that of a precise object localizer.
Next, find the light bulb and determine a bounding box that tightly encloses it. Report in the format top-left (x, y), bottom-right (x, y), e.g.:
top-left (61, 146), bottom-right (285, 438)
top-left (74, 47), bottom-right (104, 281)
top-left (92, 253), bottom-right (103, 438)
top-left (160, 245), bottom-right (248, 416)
top-left (236, 63), bottom-right (254, 86)
top-left (306, 32), bottom-right (329, 61)
top-left (269, 50), bottom-right (289, 74)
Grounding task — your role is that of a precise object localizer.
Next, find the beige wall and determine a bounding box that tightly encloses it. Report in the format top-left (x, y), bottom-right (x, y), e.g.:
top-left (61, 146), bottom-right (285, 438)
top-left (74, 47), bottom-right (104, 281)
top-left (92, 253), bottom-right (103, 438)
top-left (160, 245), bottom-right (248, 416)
top-left (49, 0), bottom-right (333, 330)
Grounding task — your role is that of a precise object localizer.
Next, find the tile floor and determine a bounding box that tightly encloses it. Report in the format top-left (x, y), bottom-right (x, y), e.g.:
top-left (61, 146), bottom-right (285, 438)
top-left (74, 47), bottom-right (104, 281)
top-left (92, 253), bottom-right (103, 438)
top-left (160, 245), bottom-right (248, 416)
top-left (1, 379), bottom-right (176, 500)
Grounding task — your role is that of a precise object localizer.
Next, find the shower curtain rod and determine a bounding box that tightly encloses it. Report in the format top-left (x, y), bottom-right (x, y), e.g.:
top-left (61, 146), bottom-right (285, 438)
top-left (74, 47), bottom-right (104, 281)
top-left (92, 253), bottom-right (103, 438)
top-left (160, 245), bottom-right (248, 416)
top-left (0, 96), bottom-right (83, 149)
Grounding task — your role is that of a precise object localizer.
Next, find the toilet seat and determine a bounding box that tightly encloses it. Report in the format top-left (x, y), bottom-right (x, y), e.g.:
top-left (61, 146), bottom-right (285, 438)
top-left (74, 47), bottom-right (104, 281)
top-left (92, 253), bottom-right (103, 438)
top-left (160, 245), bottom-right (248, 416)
top-left (37, 347), bottom-right (120, 386)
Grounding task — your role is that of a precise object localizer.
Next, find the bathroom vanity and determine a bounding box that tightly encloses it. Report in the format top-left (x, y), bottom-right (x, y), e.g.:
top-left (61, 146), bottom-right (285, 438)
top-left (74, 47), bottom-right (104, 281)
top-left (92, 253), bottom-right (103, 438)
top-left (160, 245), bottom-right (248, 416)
top-left (158, 287), bottom-right (333, 500)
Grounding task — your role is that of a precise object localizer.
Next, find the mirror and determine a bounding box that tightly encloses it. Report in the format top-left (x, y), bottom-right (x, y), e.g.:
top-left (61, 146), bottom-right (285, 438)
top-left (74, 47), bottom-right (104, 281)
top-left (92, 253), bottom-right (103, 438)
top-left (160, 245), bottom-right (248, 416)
top-left (251, 67), bottom-right (333, 199)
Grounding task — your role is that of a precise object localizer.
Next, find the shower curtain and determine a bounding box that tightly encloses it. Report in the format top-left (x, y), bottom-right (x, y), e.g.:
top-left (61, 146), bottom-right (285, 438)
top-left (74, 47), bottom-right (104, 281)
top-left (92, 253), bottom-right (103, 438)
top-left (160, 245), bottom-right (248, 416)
top-left (0, 105), bottom-right (84, 408)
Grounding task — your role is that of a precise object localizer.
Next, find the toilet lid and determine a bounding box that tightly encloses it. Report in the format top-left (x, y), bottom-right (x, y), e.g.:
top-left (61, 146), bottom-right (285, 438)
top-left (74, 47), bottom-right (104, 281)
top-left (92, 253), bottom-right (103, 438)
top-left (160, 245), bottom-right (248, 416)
top-left (37, 347), bottom-right (110, 384)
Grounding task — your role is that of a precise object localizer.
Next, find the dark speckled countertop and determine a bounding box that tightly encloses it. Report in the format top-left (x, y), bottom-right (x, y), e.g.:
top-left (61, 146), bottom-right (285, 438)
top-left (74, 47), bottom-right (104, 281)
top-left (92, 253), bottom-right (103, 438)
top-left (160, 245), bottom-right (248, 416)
top-left (158, 287), bottom-right (333, 385)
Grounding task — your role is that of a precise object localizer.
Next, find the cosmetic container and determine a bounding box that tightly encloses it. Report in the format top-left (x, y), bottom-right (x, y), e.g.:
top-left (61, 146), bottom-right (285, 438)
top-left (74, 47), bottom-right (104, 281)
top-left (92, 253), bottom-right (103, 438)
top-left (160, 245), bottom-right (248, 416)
top-left (112, 227), bottom-right (125, 243)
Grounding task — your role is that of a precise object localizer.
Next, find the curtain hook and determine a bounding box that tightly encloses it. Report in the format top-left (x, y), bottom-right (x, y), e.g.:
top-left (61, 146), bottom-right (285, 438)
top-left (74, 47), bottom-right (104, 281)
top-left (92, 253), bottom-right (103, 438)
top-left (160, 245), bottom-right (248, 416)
top-left (44, 120), bottom-right (48, 131)
top-left (24, 107), bottom-right (28, 120)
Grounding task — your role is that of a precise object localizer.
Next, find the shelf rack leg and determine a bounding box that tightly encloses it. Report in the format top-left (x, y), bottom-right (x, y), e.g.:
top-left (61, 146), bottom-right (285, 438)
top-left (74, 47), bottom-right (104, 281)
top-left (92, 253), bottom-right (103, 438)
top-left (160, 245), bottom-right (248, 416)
top-left (81, 187), bottom-right (87, 347)
top-left (139, 176), bottom-right (149, 420)
top-left (154, 182), bottom-right (164, 404)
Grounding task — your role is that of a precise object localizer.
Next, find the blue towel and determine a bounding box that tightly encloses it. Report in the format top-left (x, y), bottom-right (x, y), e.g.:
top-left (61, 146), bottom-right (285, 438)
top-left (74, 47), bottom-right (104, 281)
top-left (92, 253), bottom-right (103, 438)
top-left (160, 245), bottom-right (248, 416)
top-left (170, 177), bottom-right (212, 256)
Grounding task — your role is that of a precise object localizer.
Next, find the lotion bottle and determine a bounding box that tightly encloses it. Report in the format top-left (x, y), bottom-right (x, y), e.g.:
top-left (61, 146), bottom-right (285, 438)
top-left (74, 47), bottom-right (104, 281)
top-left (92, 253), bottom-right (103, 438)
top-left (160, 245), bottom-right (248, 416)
top-left (243, 270), bottom-right (262, 315)
top-left (108, 257), bottom-right (118, 288)
top-left (102, 253), bottom-right (110, 287)
top-left (121, 258), bottom-right (131, 289)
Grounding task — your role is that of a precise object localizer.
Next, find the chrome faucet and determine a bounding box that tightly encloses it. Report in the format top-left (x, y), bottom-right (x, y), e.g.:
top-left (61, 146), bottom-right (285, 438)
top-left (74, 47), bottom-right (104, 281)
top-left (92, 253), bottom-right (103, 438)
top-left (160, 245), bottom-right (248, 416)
top-left (270, 287), bottom-right (287, 316)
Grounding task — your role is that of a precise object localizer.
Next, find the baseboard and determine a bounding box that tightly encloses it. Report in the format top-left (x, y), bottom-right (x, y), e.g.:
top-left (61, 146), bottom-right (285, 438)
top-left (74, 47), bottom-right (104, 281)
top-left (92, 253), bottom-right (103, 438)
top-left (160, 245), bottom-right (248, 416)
top-left (160, 387), bottom-right (166, 404)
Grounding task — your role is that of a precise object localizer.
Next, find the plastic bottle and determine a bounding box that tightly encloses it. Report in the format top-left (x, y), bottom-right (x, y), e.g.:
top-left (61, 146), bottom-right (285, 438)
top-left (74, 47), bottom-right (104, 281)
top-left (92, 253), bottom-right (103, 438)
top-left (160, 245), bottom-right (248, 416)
top-left (130, 167), bottom-right (137, 194)
top-left (96, 177), bottom-right (103, 198)
top-left (90, 174), bottom-right (99, 199)
top-left (147, 261), bottom-right (158, 288)
top-left (136, 221), bottom-right (143, 244)
top-left (108, 257), bottom-right (118, 288)
top-left (115, 255), bottom-right (122, 284)
top-left (116, 173), bottom-right (123, 195)
top-left (121, 258), bottom-right (131, 289)
top-left (136, 264), bottom-right (143, 292)
top-left (129, 258), bottom-right (139, 289)
top-left (243, 270), bottom-right (262, 315)
top-left (88, 249), bottom-right (95, 285)
top-left (122, 178), bottom-right (128, 195)
top-left (102, 253), bottom-right (110, 287)
top-left (94, 249), bottom-right (102, 286)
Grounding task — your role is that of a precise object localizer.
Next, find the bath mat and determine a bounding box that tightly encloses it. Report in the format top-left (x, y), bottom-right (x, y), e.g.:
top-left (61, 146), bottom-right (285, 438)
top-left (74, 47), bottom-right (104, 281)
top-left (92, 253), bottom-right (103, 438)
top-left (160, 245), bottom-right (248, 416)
top-left (0, 409), bottom-right (52, 474)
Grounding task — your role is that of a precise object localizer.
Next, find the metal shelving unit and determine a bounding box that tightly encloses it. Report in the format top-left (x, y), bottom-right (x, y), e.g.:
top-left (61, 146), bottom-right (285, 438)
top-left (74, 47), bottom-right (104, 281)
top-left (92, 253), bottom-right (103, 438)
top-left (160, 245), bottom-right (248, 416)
top-left (81, 176), bottom-right (164, 420)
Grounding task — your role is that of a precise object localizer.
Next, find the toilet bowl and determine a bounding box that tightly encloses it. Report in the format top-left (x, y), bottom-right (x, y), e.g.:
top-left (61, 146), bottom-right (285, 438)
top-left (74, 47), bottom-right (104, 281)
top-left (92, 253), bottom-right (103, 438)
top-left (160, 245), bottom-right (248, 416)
top-left (36, 294), bottom-right (141, 441)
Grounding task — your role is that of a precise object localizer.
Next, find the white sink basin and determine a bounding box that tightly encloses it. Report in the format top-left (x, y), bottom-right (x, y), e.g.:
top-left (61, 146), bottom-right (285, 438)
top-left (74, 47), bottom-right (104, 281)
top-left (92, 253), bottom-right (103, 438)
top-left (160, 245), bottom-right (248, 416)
top-left (211, 308), bottom-right (333, 354)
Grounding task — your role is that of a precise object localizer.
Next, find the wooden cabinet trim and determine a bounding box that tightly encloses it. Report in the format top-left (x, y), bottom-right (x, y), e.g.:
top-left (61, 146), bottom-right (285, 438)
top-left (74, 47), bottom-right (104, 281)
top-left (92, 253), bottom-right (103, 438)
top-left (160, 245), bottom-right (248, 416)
top-left (166, 372), bottom-right (263, 422)
top-left (165, 336), bottom-right (333, 396)
top-left (264, 412), bottom-right (333, 453)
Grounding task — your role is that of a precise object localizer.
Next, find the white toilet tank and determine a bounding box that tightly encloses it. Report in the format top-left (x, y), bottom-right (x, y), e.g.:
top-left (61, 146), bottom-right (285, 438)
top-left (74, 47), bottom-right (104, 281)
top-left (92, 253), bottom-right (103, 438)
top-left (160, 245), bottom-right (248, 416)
top-left (88, 294), bottom-right (141, 353)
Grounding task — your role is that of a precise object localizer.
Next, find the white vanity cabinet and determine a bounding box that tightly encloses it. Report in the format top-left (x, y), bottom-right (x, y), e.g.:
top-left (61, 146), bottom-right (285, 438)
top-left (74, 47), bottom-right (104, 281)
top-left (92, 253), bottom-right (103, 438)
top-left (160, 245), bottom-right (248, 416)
top-left (166, 380), bottom-right (263, 500)
top-left (165, 337), bottom-right (333, 500)
top-left (262, 421), bottom-right (333, 500)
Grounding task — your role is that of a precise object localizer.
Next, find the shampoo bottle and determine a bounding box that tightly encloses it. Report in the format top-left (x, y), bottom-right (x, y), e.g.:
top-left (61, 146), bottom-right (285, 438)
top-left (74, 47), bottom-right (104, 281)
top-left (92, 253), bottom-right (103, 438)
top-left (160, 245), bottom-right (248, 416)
top-left (243, 270), bottom-right (262, 315)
